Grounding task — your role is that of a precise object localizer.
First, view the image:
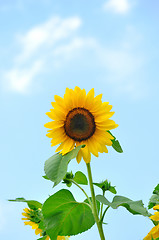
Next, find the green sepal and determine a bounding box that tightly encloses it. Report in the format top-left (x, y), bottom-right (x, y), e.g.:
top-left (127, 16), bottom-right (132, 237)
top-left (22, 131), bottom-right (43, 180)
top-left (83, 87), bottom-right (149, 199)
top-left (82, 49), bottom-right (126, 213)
top-left (108, 131), bottom-right (123, 153)
top-left (44, 145), bottom-right (85, 187)
top-left (43, 175), bottom-right (50, 180)
top-left (73, 171), bottom-right (88, 185)
top-left (148, 184), bottom-right (159, 209)
top-left (8, 197), bottom-right (42, 209)
top-left (96, 195), bottom-right (149, 217)
top-left (42, 189), bottom-right (95, 240)
top-left (62, 172), bottom-right (74, 187)
top-left (93, 180), bottom-right (117, 194)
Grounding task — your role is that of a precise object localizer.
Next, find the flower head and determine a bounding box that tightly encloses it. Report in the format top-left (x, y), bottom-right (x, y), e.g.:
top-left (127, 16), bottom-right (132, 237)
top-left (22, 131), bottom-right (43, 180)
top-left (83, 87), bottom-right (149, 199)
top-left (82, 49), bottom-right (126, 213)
top-left (45, 87), bottom-right (118, 163)
top-left (144, 205), bottom-right (159, 240)
top-left (22, 207), bottom-right (69, 240)
top-left (22, 207), bottom-right (43, 236)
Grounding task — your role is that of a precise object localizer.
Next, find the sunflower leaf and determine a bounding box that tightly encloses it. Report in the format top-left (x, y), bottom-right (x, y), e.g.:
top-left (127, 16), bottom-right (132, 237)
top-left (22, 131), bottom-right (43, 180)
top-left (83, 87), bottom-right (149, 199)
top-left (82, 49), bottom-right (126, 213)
top-left (96, 195), bottom-right (112, 207)
top-left (42, 189), bottom-right (95, 239)
top-left (44, 145), bottom-right (85, 187)
top-left (8, 197), bottom-right (42, 209)
top-left (148, 194), bottom-right (159, 209)
top-left (153, 184), bottom-right (159, 195)
top-left (96, 195), bottom-right (149, 216)
top-left (108, 131), bottom-right (123, 153)
top-left (37, 237), bottom-right (47, 240)
top-left (148, 184), bottom-right (159, 209)
top-left (73, 171), bottom-right (88, 185)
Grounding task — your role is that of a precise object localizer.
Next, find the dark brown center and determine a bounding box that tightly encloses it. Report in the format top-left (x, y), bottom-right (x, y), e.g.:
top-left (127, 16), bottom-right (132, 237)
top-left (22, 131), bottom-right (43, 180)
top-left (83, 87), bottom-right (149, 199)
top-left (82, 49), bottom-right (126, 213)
top-left (64, 107), bottom-right (96, 142)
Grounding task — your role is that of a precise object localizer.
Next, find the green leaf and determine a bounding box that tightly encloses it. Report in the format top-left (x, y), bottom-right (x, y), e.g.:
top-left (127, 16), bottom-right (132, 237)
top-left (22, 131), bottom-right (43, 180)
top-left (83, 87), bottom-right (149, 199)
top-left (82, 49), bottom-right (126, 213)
top-left (43, 175), bottom-right (50, 180)
top-left (42, 189), bottom-right (95, 240)
top-left (44, 145), bottom-right (85, 187)
top-left (96, 195), bottom-right (149, 216)
top-left (93, 180), bottom-right (117, 194)
top-left (93, 182), bottom-right (103, 189)
top-left (148, 194), bottom-right (159, 209)
top-left (153, 184), bottom-right (159, 195)
top-left (108, 131), bottom-right (123, 153)
top-left (73, 171), bottom-right (88, 185)
top-left (111, 196), bottom-right (149, 216)
top-left (96, 195), bottom-right (112, 207)
top-left (8, 198), bottom-right (42, 209)
top-left (37, 237), bottom-right (47, 240)
top-left (109, 186), bottom-right (117, 194)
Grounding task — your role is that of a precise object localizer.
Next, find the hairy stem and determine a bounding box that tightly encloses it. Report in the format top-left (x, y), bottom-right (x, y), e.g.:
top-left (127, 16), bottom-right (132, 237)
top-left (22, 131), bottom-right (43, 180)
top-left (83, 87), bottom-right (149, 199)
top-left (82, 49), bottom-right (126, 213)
top-left (100, 191), bottom-right (105, 220)
top-left (86, 163), bottom-right (105, 240)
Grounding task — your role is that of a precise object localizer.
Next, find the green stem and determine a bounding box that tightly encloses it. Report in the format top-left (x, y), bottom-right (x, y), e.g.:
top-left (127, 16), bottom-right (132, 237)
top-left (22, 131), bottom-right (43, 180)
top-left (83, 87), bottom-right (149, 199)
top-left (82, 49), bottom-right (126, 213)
top-left (100, 206), bottom-right (110, 223)
top-left (86, 163), bottom-right (105, 240)
top-left (69, 179), bottom-right (92, 207)
top-left (100, 191), bottom-right (105, 220)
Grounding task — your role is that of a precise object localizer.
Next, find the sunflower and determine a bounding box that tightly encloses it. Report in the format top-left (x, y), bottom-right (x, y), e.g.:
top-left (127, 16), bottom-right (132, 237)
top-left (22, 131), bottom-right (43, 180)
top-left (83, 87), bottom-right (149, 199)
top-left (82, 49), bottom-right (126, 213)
top-left (144, 205), bottom-right (159, 240)
top-left (44, 87), bottom-right (118, 163)
top-left (22, 207), bottom-right (69, 240)
top-left (22, 208), bottom-right (43, 236)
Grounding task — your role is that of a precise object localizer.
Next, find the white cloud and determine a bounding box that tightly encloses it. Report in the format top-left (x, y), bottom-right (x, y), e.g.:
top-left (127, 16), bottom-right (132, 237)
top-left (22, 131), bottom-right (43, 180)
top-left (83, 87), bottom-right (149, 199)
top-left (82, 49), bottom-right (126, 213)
top-left (103, 0), bottom-right (131, 14)
top-left (16, 16), bottom-right (81, 63)
top-left (53, 37), bottom-right (96, 63)
top-left (3, 16), bottom-right (82, 93)
top-left (4, 60), bottom-right (44, 93)
top-left (1, 14), bottom-right (146, 98)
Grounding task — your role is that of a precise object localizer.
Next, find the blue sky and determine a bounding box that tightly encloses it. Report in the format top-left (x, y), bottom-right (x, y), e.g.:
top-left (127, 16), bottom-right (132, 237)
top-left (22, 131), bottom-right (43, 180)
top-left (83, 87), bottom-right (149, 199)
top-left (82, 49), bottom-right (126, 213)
top-left (0, 0), bottom-right (159, 239)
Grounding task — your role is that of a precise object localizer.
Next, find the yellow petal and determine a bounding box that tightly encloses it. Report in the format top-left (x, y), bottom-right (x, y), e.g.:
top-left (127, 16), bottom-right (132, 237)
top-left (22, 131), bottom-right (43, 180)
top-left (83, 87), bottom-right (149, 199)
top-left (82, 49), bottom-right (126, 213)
top-left (85, 88), bottom-right (95, 110)
top-left (50, 108), bottom-right (66, 120)
top-left (44, 121), bottom-right (64, 129)
top-left (22, 213), bottom-right (28, 217)
top-left (94, 93), bottom-right (102, 102)
top-left (76, 150), bottom-right (82, 164)
top-left (74, 86), bottom-right (82, 93)
top-left (31, 223), bottom-right (39, 229)
top-left (94, 130), bottom-right (112, 145)
top-left (150, 212), bottom-right (159, 221)
top-left (81, 145), bottom-right (91, 163)
top-left (87, 138), bottom-right (99, 157)
top-left (95, 112), bottom-right (115, 122)
top-left (64, 88), bottom-right (74, 111)
top-left (153, 205), bottom-right (159, 210)
top-left (61, 138), bottom-right (75, 155)
top-left (35, 228), bottom-right (42, 235)
top-left (23, 208), bottom-right (29, 213)
top-left (24, 221), bottom-right (30, 225)
top-left (77, 88), bottom-right (87, 107)
top-left (55, 142), bottom-right (65, 152)
top-left (51, 134), bottom-right (67, 146)
top-left (54, 95), bottom-right (64, 106)
top-left (96, 120), bottom-right (119, 130)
